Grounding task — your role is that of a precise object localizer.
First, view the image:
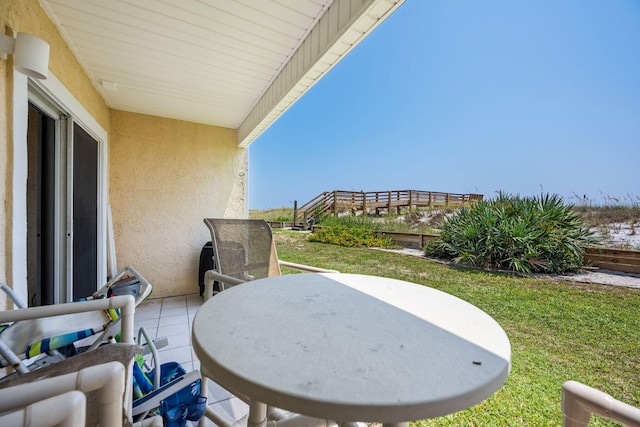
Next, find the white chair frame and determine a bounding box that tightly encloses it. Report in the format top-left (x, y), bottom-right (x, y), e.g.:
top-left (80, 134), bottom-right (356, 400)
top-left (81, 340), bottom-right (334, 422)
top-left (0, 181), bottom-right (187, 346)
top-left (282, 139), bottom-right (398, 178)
top-left (563, 381), bottom-right (640, 427)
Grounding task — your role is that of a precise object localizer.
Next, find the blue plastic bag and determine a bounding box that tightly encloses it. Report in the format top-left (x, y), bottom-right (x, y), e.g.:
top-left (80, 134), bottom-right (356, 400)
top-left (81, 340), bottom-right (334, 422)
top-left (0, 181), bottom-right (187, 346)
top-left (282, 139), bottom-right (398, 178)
top-left (154, 362), bottom-right (207, 426)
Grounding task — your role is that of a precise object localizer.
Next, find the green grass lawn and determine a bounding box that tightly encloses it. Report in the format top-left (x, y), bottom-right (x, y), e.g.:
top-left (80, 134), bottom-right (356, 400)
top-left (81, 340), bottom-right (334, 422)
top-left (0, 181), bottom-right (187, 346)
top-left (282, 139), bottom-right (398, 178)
top-left (273, 229), bottom-right (640, 426)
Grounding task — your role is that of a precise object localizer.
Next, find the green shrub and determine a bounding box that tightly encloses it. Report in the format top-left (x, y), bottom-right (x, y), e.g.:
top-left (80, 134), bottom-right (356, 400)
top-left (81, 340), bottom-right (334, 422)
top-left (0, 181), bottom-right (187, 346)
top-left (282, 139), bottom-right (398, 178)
top-left (425, 192), bottom-right (600, 273)
top-left (309, 217), bottom-right (394, 248)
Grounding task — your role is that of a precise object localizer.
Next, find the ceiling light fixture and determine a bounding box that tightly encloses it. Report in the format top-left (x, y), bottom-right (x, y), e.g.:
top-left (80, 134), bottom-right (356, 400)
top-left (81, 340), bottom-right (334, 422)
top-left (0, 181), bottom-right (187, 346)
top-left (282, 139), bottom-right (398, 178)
top-left (0, 32), bottom-right (50, 79)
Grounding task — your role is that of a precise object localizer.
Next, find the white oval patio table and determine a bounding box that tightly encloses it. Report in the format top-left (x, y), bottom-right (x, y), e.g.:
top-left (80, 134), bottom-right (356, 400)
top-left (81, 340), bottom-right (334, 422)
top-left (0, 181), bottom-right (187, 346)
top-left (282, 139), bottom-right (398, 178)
top-left (192, 273), bottom-right (511, 427)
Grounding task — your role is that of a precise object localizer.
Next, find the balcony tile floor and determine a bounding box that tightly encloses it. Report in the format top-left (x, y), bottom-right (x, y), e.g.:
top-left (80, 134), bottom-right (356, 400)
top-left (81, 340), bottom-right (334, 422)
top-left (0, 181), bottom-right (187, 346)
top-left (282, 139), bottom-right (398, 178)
top-left (134, 294), bottom-right (249, 426)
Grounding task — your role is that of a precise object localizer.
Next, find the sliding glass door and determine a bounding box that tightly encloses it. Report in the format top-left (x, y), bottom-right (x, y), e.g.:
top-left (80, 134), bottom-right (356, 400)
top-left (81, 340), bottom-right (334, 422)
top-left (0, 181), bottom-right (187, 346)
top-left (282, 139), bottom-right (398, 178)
top-left (26, 90), bottom-right (103, 305)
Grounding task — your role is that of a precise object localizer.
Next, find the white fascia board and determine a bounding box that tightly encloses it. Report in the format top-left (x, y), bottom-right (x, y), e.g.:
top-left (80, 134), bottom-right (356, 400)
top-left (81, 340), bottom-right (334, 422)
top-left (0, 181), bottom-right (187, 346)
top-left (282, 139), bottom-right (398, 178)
top-left (237, 0), bottom-right (406, 148)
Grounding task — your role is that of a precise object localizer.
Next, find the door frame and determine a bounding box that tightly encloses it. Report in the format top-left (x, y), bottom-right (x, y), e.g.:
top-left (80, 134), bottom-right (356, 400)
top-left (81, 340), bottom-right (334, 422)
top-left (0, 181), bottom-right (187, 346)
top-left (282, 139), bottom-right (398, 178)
top-left (12, 71), bottom-right (108, 303)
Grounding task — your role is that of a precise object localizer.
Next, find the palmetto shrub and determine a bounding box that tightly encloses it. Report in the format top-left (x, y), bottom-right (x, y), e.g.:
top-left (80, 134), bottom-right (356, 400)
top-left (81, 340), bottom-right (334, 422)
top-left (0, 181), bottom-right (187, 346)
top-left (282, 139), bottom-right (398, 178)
top-left (309, 216), bottom-right (394, 248)
top-left (424, 193), bottom-right (600, 274)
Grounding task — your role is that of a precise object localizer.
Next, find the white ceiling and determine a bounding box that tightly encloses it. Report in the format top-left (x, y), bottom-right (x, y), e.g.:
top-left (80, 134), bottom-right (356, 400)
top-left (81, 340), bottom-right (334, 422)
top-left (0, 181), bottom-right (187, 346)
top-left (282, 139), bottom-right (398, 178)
top-left (39, 0), bottom-right (405, 146)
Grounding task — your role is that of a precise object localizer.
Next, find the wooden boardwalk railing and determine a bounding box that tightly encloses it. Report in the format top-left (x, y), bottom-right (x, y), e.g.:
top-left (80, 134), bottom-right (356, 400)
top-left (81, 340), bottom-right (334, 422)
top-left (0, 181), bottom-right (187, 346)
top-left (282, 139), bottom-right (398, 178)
top-left (294, 190), bottom-right (483, 230)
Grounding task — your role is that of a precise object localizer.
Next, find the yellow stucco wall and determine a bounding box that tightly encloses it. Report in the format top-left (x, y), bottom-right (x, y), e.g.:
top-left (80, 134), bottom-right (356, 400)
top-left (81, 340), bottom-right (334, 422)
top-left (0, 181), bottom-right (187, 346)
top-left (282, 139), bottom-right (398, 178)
top-left (0, 59), bottom-right (8, 308)
top-left (1, 0), bottom-right (109, 308)
top-left (110, 111), bottom-right (246, 297)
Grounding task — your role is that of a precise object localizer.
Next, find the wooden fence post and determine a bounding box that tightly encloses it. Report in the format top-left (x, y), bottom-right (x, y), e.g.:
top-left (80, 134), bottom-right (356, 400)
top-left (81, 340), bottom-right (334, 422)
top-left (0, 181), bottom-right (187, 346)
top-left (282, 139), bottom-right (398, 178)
top-left (362, 191), bottom-right (367, 216)
top-left (293, 200), bottom-right (298, 225)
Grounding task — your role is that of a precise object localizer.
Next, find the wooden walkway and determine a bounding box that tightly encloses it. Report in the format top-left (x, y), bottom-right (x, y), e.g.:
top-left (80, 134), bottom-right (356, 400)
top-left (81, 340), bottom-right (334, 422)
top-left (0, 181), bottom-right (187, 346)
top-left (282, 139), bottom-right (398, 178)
top-left (294, 190), bottom-right (483, 229)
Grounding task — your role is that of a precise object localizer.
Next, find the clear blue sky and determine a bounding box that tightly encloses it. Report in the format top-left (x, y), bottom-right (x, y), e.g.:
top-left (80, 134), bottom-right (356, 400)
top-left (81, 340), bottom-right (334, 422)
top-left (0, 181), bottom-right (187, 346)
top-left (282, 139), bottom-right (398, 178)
top-left (249, 0), bottom-right (640, 210)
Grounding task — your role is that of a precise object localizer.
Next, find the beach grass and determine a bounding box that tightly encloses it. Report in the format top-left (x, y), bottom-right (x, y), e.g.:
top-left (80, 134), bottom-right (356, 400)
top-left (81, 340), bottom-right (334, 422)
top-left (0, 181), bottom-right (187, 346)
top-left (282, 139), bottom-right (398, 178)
top-left (249, 206), bottom-right (295, 222)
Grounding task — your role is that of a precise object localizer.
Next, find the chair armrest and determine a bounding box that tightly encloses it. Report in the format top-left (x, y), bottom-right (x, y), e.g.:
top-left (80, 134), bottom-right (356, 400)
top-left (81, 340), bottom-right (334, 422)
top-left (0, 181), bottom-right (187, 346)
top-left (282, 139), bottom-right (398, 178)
top-left (203, 270), bottom-right (246, 301)
top-left (562, 380), bottom-right (640, 427)
top-left (278, 260), bottom-right (339, 274)
top-left (137, 327), bottom-right (161, 391)
top-left (204, 270), bottom-right (246, 287)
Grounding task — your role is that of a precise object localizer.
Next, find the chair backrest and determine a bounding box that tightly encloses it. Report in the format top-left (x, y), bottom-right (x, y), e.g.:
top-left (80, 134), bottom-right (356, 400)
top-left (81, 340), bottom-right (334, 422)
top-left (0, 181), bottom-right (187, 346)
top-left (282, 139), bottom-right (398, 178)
top-left (203, 219), bottom-right (281, 282)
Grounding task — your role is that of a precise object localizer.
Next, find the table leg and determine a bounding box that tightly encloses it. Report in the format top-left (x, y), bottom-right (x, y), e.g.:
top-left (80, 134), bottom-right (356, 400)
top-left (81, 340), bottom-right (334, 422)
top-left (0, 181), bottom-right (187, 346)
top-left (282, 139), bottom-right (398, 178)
top-left (248, 400), bottom-right (268, 427)
top-left (198, 369), bottom-right (234, 427)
